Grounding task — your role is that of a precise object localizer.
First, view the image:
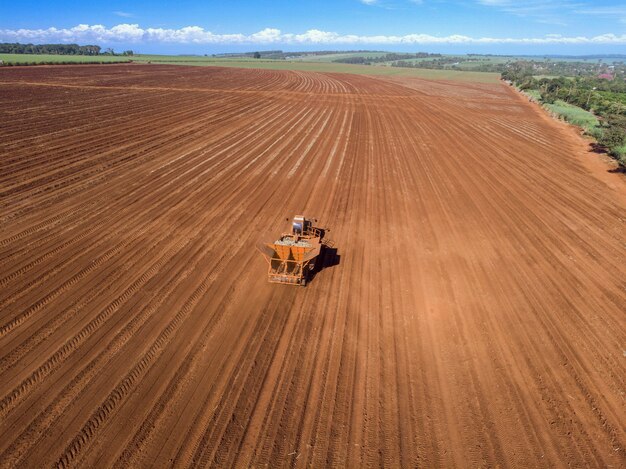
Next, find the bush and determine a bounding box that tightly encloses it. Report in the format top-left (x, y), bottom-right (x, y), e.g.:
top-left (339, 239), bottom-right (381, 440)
top-left (610, 144), bottom-right (626, 168)
top-left (600, 126), bottom-right (626, 149)
top-left (586, 126), bottom-right (603, 140)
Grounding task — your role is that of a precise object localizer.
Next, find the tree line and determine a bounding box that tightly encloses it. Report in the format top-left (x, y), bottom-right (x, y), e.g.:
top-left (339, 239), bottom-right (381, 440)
top-left (334, 52), bottom-right (441, 65)
top-left (391, 56), bottom-right (626, 79)
top-left (503, 64), bottom-right (626, 168)
top-left (0, 43), bottom-right (134, 56)
top-left (0, 43), bottom-right (102, 55)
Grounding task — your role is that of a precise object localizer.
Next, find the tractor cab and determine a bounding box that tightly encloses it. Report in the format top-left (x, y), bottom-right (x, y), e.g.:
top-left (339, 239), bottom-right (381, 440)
top-left (292, 215), bottom-right (320, 240)
top-left (292, 215), bottom-right (310, 237)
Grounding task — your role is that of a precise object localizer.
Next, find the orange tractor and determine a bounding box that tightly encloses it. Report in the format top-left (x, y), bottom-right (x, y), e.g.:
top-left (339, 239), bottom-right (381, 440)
top-left (259, 215), bottom-right (328, 286)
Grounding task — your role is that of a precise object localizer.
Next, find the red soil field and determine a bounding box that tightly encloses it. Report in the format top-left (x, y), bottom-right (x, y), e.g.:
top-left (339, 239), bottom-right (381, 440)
top-left (0, 64), bottom-right (624, 468)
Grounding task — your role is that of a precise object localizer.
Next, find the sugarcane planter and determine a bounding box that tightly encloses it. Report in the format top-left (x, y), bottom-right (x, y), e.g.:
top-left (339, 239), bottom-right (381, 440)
top-left (258, 216), bottom-right (329, 286)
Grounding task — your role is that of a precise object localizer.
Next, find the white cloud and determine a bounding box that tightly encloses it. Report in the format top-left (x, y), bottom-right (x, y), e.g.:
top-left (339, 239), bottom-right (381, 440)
top-left (574, 6), bottom-right (626, 24)
top-left (360, 0), bottom-right (378, 4)
top-left (481, 0), bottom-right (626, 23)
top-left (475, 0), bottom-right (584, 24)
top-left (1, 24), bottom-right (626, 45)
top-left (574, 6), bottom-right (626, 15)
top-left (478, 0), bottom-right (511, 5)
top-left (113, 11), bottom-right (134, 18)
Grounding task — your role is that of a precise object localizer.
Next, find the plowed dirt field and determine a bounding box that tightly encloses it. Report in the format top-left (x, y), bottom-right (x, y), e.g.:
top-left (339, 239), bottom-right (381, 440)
top-left (1, 64), bottom-right (624, 468)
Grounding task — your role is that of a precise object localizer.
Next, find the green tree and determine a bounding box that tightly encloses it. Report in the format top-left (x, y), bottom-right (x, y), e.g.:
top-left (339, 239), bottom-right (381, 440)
top-left (600, 126), bottom-right (626, 149)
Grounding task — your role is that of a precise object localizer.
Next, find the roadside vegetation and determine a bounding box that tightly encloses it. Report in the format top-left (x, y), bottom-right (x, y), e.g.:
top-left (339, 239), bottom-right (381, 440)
top-left (503, 63), bottom-right (626, 168)
top-left (543, 100), bottom-right (600, 134)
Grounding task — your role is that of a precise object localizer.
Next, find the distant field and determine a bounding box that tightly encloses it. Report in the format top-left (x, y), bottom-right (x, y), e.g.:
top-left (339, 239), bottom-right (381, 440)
top-left (2, 51), bottom-right (623, 71)
top-left (133, 54), bottom-right (254, 64)
top-left (384, 54), bottom-right (626, 71)
top-left (289, 53), bottom-right (626, 67)
top-left (6, 51), bottom-right (622, 82)
top-left (532, 75), bottom-right (564, 80)
top-left (392, 57), bottom-right (449, 64)
top-left (290, 52), bottom-right (388, 62)
top-left (537, 56), bottom-right (626, 63)
top-left (0, 53), bottom-right (500, 82)
top-left (0, 53), bottom-right (131, 64)
top-left (467, 54), bottom-right (626, 64)
top-left (131, 55), bottom-right (500, 82)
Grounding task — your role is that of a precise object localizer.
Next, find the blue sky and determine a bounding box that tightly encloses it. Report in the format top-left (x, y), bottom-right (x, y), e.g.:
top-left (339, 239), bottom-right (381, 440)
top-left (1, 0), bottom-right (625, 54)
